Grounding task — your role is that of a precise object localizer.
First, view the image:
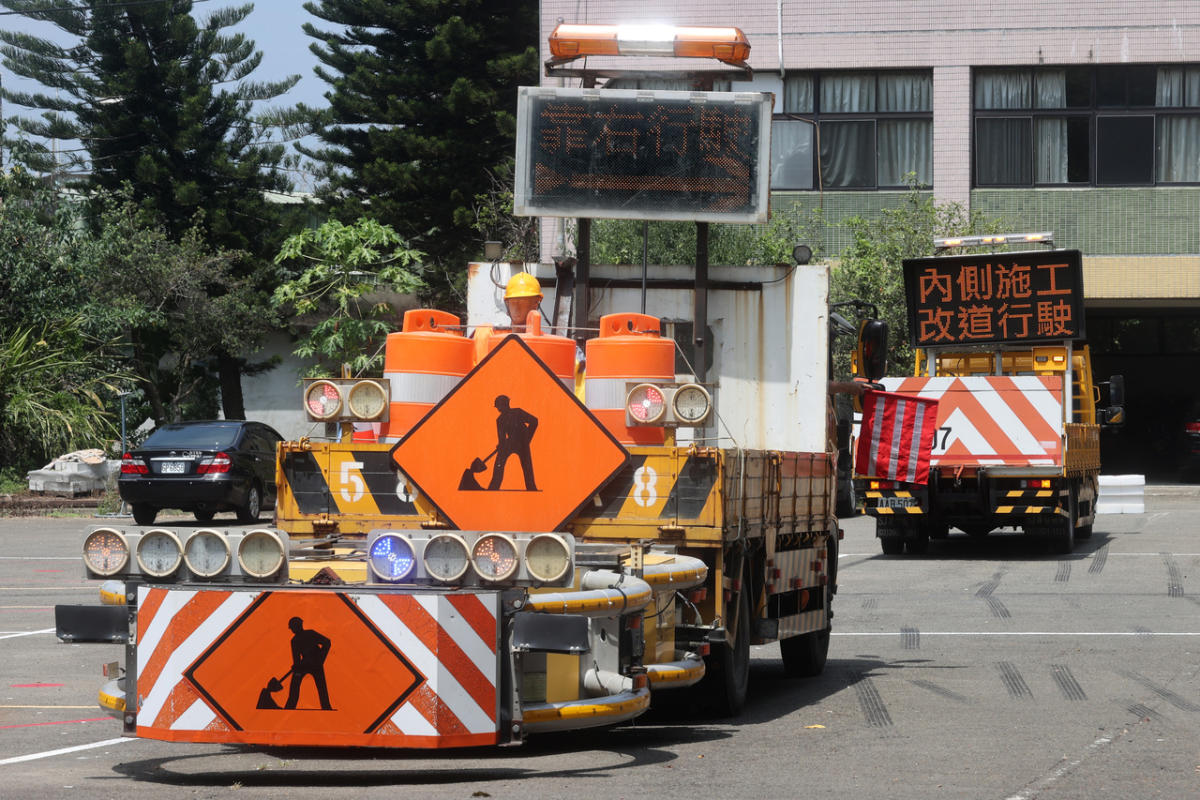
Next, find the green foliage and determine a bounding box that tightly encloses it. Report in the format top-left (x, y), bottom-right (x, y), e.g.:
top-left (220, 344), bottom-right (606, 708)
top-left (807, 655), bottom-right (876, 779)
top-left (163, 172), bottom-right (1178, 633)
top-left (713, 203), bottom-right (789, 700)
top-left (588, 208), bottom-right (825, 268)
top-left (299, 0), bottom-right (539, 300)
top-left (273, 219), bottom-right (425, 376)
top-left (78, 191), bottom-right (276, 423)
top-left (830, 184), bottom-right (1006, 374)
top-left (0, 0), bottom-right (308, 419)
top-left (468, 159), bottom-right (538, 263)
top-left (0, 319), bottom-right (129, 473)
top-left (0, 1), bottom-right (298, 250)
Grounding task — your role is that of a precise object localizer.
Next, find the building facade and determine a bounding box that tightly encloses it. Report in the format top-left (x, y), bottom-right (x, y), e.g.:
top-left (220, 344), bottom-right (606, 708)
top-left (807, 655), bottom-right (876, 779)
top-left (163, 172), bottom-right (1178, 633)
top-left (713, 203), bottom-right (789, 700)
top-left (536, 2), bottom-right (1200, 475)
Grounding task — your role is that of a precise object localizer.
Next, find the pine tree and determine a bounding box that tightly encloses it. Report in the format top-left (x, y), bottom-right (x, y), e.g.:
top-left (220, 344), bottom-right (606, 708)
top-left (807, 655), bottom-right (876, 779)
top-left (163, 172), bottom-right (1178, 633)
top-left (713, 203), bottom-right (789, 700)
top-left (0, 0), bottom-right (303, 418)
top-left (299, 0), bottom-right (538, 298)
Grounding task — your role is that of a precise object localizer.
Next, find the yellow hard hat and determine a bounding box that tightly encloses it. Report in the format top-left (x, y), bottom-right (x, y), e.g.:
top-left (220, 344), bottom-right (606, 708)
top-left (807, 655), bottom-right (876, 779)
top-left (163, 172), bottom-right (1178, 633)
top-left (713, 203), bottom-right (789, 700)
top-left (505, 272), bottom-right (542, 300)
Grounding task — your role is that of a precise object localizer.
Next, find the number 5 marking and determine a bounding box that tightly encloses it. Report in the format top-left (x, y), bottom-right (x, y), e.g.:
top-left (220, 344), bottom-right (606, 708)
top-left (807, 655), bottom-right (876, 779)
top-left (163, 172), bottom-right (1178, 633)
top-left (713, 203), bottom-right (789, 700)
top-left (339, 460), bottom-right (365, 503)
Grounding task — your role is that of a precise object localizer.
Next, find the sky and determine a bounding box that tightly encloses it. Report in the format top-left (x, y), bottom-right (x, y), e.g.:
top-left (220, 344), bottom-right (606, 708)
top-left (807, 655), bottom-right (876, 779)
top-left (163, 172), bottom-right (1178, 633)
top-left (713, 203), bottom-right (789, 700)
top-left (2, 0), bottom-right (332, 189)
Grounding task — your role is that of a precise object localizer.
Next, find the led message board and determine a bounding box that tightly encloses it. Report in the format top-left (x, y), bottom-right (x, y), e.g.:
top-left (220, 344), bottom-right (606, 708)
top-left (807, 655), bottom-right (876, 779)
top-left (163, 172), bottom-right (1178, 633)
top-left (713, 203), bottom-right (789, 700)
top-left (514, 87), bottom-right (771, 223)
top-left (903, 249), bottom-right (1086, 347)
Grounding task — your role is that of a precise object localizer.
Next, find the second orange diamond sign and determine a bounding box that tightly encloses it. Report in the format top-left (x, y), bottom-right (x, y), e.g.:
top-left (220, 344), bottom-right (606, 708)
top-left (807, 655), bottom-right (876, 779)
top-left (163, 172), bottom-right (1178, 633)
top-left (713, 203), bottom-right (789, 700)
top-left (391, 335), bottom-right (629, 532)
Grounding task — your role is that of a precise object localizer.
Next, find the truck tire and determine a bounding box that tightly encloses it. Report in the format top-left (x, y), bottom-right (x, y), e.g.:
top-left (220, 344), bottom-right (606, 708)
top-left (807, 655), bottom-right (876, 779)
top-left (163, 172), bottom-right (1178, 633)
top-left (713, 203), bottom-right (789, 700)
top-left (1074, 480), bottom-right (1093, 539)
top-left (701, 576), bottom-right (750, 717)
top-left (780, 581), bottom-right (831, 678)
top-left (877, 518), bottom-right (905, 555)
top-left (1049, 487), bottom-right (1077, 554)
top-left (905, 533), bottom-right (929, 555)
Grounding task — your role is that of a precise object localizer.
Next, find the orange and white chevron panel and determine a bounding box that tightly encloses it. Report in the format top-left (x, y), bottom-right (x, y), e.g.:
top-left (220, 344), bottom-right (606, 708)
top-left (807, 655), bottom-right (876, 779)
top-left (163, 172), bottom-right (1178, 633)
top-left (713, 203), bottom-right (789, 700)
top-left (880, 376), bottom-right (1064, 468)
top-left (135, 586), bottom-right (500, 748)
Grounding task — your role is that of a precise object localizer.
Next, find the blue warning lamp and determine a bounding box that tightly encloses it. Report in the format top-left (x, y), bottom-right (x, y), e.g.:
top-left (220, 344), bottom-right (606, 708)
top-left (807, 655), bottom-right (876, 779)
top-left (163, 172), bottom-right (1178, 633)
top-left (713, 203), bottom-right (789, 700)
top-left (368, 534), bottom-right (416, 582)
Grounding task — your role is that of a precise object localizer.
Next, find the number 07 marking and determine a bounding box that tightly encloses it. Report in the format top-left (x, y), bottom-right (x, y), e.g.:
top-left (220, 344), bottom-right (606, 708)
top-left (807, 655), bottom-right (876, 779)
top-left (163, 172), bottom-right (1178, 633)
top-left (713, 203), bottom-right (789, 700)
top-left (933, 426), bottom-right (952, 452)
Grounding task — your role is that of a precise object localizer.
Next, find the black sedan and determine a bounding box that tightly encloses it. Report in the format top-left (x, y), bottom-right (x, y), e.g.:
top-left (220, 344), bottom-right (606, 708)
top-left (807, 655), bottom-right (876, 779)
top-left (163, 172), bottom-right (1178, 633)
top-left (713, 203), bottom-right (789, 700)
top-left (118, 420), bottom-right (283, 525)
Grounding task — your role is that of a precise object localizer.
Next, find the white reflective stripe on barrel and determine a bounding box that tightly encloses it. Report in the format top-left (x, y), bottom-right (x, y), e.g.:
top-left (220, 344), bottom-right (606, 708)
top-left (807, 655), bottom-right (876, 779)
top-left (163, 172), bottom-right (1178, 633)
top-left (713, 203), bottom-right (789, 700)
top-left (384, 371), bottom-right (465, 402)
top-left (585, 377), bottom-right (631, 410)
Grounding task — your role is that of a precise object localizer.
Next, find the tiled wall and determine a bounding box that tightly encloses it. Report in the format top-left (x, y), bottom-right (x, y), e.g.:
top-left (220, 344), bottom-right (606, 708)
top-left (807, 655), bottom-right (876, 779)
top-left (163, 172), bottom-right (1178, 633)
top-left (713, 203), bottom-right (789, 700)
top-left (972, 189), bottom-right (1200, 255)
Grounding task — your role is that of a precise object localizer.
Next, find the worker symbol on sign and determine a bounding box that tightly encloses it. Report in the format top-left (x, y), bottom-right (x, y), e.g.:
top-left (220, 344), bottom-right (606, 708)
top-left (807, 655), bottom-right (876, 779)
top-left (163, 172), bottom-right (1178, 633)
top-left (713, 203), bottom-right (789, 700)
top-left (257, 616), bottom-right (334, 710)
top-left (460, 395), bottom-right (540, 491)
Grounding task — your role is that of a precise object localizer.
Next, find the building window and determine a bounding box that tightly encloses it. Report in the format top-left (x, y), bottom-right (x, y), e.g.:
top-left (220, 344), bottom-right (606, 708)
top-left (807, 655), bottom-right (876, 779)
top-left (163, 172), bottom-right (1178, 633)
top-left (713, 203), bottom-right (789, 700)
top-left (772, 70), bottom-right (932, 190)
top-left (974, 65), bottom-right (1200, 187)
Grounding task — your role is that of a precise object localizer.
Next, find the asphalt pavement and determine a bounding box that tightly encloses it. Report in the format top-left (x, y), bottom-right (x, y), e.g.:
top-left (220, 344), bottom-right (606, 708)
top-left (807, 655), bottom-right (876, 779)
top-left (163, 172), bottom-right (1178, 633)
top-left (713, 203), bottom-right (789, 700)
top-left (2, 490), bottom-right (1199, 799)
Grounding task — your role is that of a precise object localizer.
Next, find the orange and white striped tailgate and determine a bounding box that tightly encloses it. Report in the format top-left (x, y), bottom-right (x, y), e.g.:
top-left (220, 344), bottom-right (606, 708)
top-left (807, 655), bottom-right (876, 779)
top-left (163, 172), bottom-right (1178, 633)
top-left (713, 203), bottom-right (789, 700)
top-left (135, 586), bottom-right (500, 748)
top-left (880, 376), bottom-right (1064, 468)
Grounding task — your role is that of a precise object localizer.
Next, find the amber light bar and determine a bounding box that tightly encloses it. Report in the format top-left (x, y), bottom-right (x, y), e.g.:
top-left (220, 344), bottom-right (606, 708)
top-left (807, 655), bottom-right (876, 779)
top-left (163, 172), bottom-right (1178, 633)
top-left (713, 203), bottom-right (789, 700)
top-left (934, 232), bottom-right (1054, 250)
top-left (548, 23), bottom-right (751, 65)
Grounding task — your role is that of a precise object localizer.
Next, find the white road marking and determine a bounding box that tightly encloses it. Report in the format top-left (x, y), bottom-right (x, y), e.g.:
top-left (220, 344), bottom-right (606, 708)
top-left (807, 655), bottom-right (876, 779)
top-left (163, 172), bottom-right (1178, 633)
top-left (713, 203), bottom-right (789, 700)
top-left (1003, 734), bottom-right (1115, 800)
top-left (835, 631), bottom-right (1200, 637)
top-left (0, 737), bottom-right (134, 766)
top-left (0, 627), bottom-right (55, 640)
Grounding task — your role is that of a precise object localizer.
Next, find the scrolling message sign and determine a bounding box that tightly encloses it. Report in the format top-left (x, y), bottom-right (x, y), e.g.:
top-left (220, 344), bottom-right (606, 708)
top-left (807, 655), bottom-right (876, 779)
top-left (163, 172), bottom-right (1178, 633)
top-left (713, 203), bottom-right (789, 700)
top-left (903, 249), bottom-right (1085, 347)
top-left (514, 86), bottom-right (772, 224)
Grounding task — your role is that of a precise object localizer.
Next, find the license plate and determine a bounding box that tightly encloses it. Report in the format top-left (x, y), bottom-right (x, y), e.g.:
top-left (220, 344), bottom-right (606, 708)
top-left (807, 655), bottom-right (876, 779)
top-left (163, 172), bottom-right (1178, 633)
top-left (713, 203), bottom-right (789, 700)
top-left (878, 496), bottom-right (918, 509)
top-left (160, 461), bottom-right (187, 474)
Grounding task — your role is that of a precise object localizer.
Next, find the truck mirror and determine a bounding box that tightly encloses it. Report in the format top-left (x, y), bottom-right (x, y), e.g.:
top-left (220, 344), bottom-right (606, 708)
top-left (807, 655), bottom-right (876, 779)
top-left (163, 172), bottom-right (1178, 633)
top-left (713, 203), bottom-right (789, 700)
top-left (1108, 374), bottom-right (1125, 406)
top-left (855, 319), bottom-right (889, 381)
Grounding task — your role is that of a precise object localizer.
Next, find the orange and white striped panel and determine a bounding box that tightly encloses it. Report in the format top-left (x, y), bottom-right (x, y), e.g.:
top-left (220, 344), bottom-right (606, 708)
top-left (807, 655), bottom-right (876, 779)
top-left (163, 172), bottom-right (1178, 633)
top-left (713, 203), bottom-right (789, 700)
top-left (880, 376), bottom-right (1064, 468)
top-left (135, 586), bottom-right (500, 749)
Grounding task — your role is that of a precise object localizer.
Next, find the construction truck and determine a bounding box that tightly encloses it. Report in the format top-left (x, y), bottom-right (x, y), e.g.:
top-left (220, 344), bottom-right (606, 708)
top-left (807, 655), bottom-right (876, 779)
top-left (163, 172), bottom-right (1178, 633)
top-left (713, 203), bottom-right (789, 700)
top-left (854, 236), bottom-right (1125, 555)
top-left (57, 23), bottom-right (872, 749)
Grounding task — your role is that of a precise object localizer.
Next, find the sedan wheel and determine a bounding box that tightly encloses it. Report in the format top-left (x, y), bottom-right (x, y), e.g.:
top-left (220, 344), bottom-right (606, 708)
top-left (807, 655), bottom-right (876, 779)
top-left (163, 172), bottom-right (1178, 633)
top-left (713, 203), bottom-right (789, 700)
top-left (194, 509), bottom-right (216, 523)
top-left (236, 485), bottom-right (261, 523)
top-left (132, 504), bottom-right (157, 526)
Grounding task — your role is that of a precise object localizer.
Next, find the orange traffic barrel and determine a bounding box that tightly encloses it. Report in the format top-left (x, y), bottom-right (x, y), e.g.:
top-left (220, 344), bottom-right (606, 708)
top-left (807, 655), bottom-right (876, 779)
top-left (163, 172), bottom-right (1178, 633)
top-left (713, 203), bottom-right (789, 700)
top-left (378, 309), bottom-right (474, 442)
top-left (486, 311), bottom-right (575, 389)
top-left (351, 422), bottom-right (379, 442)
top-left (585, 313), bottom-right (674, 445)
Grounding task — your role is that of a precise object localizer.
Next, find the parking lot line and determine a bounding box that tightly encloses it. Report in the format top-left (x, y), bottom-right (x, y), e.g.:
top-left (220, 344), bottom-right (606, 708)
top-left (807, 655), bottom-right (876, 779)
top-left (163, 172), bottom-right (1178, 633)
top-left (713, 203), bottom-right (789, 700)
top-left (0, 628), bottom-right (55, 640)
top-left (0, 737), bottom-right (133, 766)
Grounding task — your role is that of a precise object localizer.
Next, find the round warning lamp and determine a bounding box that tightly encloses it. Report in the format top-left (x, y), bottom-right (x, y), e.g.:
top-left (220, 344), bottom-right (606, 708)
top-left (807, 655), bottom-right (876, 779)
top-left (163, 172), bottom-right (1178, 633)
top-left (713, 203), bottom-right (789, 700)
top-left (347, 379), bottom-right (389, 421)
top-left (304, 380), bottom-right (343, 421)
top-left (672, 383), bottom-right (712, 424)
top-left (184, 529), bottom-right (231, 578)
top-left (524, 534), bottom-right (572, 584)
top-left (626, 383), bottom-right (667, 424)
top-left (472, 533), bottom-right (519, 582)
top-left (369, 533), bottom-right (416, 582)
top-left (237, 529), bottom-right (286, 579)
top-left (136, 528), bottom-right (183, 578)
top-left (84, 528), bottom-right (130, 577)
top-left (423, 534), bottom-right (470, 583)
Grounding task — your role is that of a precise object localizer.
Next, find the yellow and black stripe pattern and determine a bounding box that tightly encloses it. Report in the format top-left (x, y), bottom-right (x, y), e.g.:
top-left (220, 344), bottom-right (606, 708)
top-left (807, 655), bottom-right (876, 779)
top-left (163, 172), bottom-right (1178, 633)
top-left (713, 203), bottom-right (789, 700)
top-left (574, 448), bottom-right (721, 528)
top-left (276, 443), bottom-right (428, 533)
top-left (994, 488), bottom-right (1066, 516)
top-left (861, 489), bottom-right (925, 515)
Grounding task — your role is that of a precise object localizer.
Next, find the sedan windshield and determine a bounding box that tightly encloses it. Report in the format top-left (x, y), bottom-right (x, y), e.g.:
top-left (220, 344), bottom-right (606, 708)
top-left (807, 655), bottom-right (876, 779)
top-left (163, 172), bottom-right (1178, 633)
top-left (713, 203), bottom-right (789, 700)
top-left (141, 424), bottom-right (241, 450)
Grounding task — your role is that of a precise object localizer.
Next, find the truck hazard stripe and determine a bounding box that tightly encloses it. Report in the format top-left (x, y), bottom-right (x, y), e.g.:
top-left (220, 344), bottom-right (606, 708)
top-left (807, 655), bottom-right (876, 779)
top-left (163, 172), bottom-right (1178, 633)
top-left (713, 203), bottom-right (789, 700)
top-left (882, 376), bottom-right (1063, 468)
top-left (134, 588), bottom-right (499, 748)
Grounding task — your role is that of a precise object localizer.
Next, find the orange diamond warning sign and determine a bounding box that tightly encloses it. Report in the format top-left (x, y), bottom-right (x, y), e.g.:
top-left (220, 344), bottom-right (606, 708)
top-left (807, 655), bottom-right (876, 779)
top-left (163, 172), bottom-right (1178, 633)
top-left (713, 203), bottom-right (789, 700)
top-left (391, 334), bottom-right (629, 531)
top-left (185, 591), bottom-right (425, 737)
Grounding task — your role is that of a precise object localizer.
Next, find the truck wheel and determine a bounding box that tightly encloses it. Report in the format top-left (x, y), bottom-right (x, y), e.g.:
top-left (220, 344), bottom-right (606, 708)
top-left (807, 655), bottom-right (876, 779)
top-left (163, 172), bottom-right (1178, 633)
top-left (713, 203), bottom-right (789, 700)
top-left (1073, 480), bottom-right (1093, 539)
top-left (236, 484), bottom-right (262, 523)
top-left (905, 533), bottom-right (929, 555)
top-left (780, 582), bottom-right (831, 678)
top-left (877, 518), bottom-right (905, 555)
top-left (701, 577), bottom-right (750, 717)
top-left (132, 504), bottom-right (157, 526)
top-left (1049, 490), bottom-right (1077, 554)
